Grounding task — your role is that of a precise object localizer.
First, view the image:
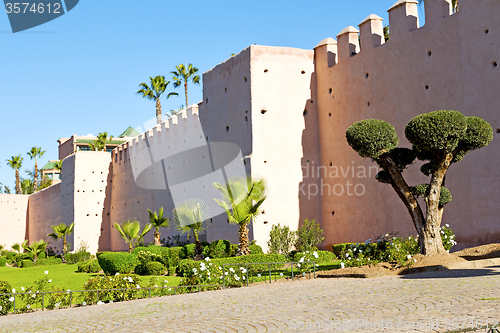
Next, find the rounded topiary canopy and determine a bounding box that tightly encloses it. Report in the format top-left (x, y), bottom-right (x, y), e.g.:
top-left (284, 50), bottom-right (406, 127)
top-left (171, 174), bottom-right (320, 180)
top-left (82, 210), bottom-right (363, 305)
top-left (405, 110), bottom-right (467, 154)
top-left (452, 116), bottom-right (494, 162)
top-left (346, 119), bottom-right (399, 159)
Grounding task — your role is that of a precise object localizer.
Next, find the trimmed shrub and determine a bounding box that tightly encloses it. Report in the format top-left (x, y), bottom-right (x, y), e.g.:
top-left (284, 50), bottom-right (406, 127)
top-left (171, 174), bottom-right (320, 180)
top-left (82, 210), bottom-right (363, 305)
top-left (203, 240), bottom-right (232, 259)
top-left (168, 247), bottom-right (182, 276)
top-left (0, 257), bottom-right (7, 267)
top-left (180, 244), bottom-right (196, 259)
top-left (77, 259), bottom-right (101, 273)
top-left (34, 258), bottom-right (62, 266)
top-left (83, 274), bottom-right (141, 304)
top-left (249, 244), bottom-right (263, 255)
top-left (97, 252), bottom-right (137, 275)
top-left (21, 260), bottom-right (34, 268)
top-left (96, 251), bottom-right (112, 259)
top-left (65, 251), bottom-right (92, 264)
top-left (38, 252), bottom-right (47, 259)
top-left (5, 252), bottom-right (15, 260)
top-left (178, 253), bottom-right (286, 277)
top-left (145, 261), bottom-right (166, 276)
top-left (293, 250), bottom-right (337, 264)
top-left (0, 280), bottom-right (13, 315)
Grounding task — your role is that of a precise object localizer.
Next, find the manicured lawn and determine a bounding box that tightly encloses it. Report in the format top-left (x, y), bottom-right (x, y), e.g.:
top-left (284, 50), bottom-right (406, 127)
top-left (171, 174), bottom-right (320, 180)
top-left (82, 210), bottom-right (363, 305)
top-left (0, 264), bottom-right (182, 292)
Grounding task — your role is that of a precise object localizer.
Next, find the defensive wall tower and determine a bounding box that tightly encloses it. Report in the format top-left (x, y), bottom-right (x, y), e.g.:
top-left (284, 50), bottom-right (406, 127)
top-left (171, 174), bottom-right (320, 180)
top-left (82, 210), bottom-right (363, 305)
top-left (314, 0), bottom-right (500, 250)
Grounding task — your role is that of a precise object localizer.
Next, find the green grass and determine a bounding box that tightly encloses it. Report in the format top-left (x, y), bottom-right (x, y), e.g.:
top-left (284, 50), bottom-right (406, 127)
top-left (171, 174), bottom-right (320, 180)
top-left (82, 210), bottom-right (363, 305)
top-left (0, 264), bottom-right (182, 292)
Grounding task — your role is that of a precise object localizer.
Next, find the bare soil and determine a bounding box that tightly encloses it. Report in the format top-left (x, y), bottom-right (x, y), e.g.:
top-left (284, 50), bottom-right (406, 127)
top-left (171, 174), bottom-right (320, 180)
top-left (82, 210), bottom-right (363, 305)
top-left (316, 243), bottom-right (500, 278)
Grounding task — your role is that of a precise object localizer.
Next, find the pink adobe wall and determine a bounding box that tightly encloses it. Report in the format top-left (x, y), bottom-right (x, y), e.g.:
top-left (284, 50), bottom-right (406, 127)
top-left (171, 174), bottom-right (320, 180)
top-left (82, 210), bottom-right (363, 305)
top-left (28, 183), bottom-right (62, 250)
top-left (314, 0), bottom-right (500, 250)
top-left (0, 194), bottom-right (29, 249)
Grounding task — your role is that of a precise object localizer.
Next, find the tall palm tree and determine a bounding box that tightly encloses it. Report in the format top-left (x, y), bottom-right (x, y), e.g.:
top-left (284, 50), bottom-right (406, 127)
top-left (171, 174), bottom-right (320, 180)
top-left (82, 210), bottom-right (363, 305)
top-left (148, 207), bottom-right (170, 246)
top-left (213, 176), bottom-right (266, 256)
top-left (27, 147), bottom-right (45, 191)
top-left (88, 132), bottom-right (113, 152)
top-left (173, 198), bottom-right (210, 260)
top-left (114, 219), bottom-right (152, 253)
top-left (137, 76), bottom-right (178, 124)
top-left (48, 222), bottom-right (75, 260)
top-left (6, 155), bottom-right (23, 194)
top-left (54, 160), bottom-right (62, 171)
top-left (20, 178), bottom-right (33, 195)
top-left (171, 64), bottom-right (200, 108)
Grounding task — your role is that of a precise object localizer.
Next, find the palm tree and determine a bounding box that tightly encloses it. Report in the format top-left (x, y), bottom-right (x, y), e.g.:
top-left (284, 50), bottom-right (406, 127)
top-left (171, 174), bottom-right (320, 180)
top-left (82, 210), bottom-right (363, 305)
top-left (6, 155), bottom-right (23, 194)
top-left (27, 147), bottom-right (45, 191)
top-left (48, 222), bottom-right (75, 260)
top-left (54, 160), bottom-right (62, 171)
top-left (213, 176), bottom-right (267, 256)
top-left (20, 178), bottom-right (33, 195)
top-left (171, 64), bottom-right (200, 108)
top-left (23, 240), bottom-right (50, 264)
top-left (173, 198), bottom-right (210, 260)
top-left (148, 207), bottom-right (170, 246)
top-left (88, 132), bottom-right (113, 152)
top-left (418, 0), bottom-right (458, 12)
top-left (137, 76), bottom-right (178, 125)
top-left (114, 219), bottom-right (152, 253)
top-left (12, 240), bottom-right (26, 254)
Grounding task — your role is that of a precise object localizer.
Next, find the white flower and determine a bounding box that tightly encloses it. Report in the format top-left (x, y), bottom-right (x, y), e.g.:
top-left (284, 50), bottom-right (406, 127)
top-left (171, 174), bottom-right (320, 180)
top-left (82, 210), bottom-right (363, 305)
top-left (208, 277), bottom-right (211, 280)
top-left (224, 272), bottom-right (228, 276)
top-left (445, 224), bottom-right (449, 227)
top-left (115, 272), bottom-right (119, 276)
top-left (414, 259), bottom-right (417, 263)
top-left (340, 262), bottom-right (345, 269)
top-left (242, 276), bottom-right (245, 280)
top-left (20, 287), bottom-right (24, 291)
top-left (123, 277), bottom-right (127, 280)
top-left (9, 297), bottom-right (14, 302)
top-left (313, 251), bottom-right (318, 258)
top-left (302, 272), bottom-right (306, 277)
top-left (0, 306), bottom-right (2, 311)
top-left (168, 288), bottom-right (172, 291)
top-left (48, 279), bottom-right (52, 283)
top-left (32, 294), bottom-right (36, 298)
top-left (55, 302), bottom-right (60, 308)
top-left (109, 300), bottom-right (113, 304)
top-left (229, 268), bottom-right (234, 273)
top-left (299, 257), bottom-right (304, 262)
top-left (345, 254), bottom-right (349, 258)
top-left (297, 263), bottom-right (301, 268)
top-left (136, 284), bottom-right (140, 288)
top-left (200, 266), bottom-right (206, 271)
top-left (12, 289), bottom-right (15, 293)
top-left (257, 274), bottom-right (261, 278)
top-left (205, 257), bottom-right (210, 261)
top-left (242, 269), bottom-right (246, 273)
top-left (128, 277), bottom-right (133, 282)
top-left (82, 302), bottom-right (87, 306)
top-left (447, 250), bottom-right (450, 253)
top-left (407, 255), bottom-right (412, 260)
top-left (26, 304), bottom-right (31, 309)
top-left (44, 271), bottom-right (49, 275)
top-left (359, 250), bottom-right (363, 253)
top-left (234, 275), bottom-right (239, 281)
top-left (279, 273), bottom-right (283, 277)
top-left (154, 285), bottom-right (158, 288)
top-left (385, 234), bottom-right (388, 237)
top-left (97, 301), bottom-right (104, 305)
top-left (445, 235), bottom-right (448, 239)
top-left (348, 257), bottom-right (351, 260)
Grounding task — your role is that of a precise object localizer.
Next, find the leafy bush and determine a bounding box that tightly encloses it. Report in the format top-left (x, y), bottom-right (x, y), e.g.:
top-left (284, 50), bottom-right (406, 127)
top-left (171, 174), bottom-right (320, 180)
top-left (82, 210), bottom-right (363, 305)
top-left (5, 252), bottom-right (15, 260)
top-left (65, 251), bottom-right (92, 264)
top-left (34, 258), bottom-right (62, 266)
top-left (180, 244), bottom-right (196, 259)
top-left (440, 224), bottom-right (457, 251)
top-left (168, 247), bottom-right (183, 276)
top-left (97, 252), bottom-right (137, 275)
top-left (296, 219), bottom-right (324, 252)
top-left (21, 260), bottom-right (34, 268)
top-left (38, 252), bottom-right (46, 259)
top-left (267, 224), bottom-right (296, 256)
top-left (0, 280), bottom-right (12, 315)
top-left (77, 259), bottom-right (101, 273)
top-left (0, 257), bottom-right (6, 267)
top-left (145, 261), bottom-right (166, 276)
top-left (249, 244), bottom-right (263, 255)
top-left (203, 240), bottom-right (232, 259)
top-left (134, 250), bottom-right (168, 275)
top-left (82, 274), bottom-right (141, 304)
top-left (293, 250), bottom-right (337, 264)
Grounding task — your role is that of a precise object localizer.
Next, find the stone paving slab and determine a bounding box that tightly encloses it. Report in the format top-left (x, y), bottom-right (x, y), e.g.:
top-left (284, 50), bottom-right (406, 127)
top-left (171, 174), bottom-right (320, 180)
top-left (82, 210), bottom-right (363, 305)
top-left (1, 265), bottom-right (500, 332)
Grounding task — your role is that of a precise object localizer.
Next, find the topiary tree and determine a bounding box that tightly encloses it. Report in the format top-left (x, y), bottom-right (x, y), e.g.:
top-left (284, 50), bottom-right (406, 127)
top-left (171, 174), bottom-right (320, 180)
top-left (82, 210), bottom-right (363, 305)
top-left (346, 110), bottom-right (492, 255)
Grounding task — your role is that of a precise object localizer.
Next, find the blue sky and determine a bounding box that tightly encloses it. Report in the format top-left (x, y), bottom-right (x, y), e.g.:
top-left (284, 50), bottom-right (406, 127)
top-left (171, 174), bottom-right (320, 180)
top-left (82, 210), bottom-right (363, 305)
top-left (0, 0), bottom-right (417, 189)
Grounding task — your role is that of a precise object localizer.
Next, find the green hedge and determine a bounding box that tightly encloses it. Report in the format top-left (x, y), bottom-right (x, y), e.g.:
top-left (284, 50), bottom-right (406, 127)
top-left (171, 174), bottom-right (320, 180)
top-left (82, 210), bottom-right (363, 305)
top-left (249, 245), bottom-right (263, 255)
top-left (168, 247), bottom-right (183, 276)
top-left (77, 259), bottom-right (101, 273)
top-left (21, 260), bottom-right (34, 268)
top-left (180, 244), bottom-right (196, 259)
top-left (34, 258), bottom-right (62, 266)
top-left (65, 252), bottom-right (92, 264)
top-left (97, 252), bottom-right (137, 275)
top-left (203, 240), bottom-right (231, 259)
top-left (145, 261), bottom-right (166, 276)
top-left (293, 250), bottom-right (337, 264)
top-left (178, 253), bottom-right (287, 277)
top-left (0, 257), bottom-right (6, 267)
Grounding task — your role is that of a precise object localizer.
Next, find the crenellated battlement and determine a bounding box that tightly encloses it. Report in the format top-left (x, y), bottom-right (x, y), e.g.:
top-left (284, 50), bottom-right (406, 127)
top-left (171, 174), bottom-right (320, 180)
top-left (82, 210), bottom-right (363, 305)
top-left (113, 104), bottom-right (201, 165)
top-left (315, 0), bottom-right (456, 66)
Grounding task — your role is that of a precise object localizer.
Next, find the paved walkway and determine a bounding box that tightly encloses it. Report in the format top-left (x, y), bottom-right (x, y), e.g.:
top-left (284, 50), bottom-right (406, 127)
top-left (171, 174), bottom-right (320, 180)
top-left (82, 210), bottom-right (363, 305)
top-left (1, 266), bottom-right (500, 332)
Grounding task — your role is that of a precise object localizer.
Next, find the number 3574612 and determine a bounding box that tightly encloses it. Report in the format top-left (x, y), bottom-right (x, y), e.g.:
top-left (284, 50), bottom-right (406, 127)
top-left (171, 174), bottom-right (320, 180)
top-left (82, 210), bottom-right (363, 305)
top-left (5, 2), bottom-right (61, 14)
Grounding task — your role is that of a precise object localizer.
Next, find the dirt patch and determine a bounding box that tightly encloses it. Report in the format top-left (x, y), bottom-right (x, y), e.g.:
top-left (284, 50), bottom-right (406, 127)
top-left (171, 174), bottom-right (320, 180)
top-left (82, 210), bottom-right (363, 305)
top-left (317, 244), bottom-right (500, 278)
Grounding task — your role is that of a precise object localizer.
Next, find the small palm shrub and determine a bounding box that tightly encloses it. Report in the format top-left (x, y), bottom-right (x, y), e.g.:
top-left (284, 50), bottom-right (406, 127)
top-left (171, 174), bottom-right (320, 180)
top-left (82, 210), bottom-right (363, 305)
top-left (97, 252), bottom-right (137, 275)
